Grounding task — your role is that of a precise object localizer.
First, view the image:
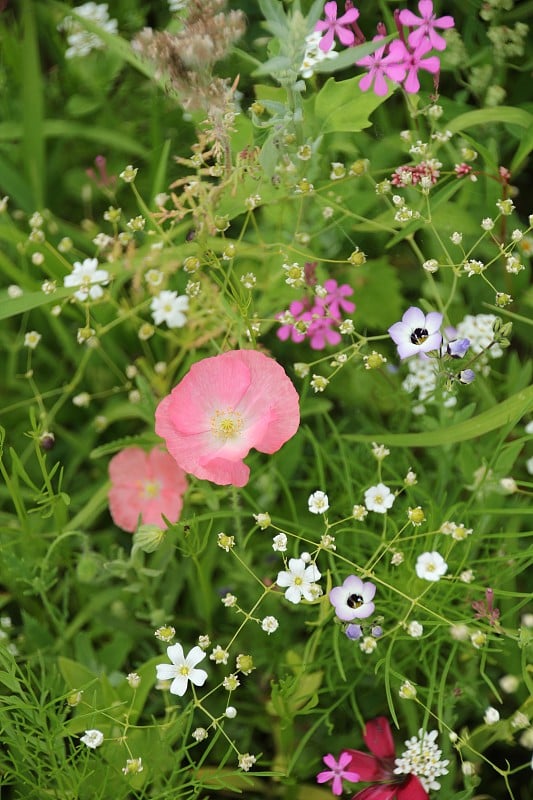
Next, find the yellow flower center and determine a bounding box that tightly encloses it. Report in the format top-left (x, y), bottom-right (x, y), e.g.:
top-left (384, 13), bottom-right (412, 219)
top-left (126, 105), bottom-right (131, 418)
top-left (141, 480), bottom-right (161, 499)
top-left (211, 408), bottom-right (243, 440)
top-left (179, 665), bottom-right (190, 677)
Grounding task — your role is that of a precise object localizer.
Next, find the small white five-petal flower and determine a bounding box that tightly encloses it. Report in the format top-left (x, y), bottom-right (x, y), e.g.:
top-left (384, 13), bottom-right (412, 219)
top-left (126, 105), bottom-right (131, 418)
top-left (156, 643), bottom-right (208, 696)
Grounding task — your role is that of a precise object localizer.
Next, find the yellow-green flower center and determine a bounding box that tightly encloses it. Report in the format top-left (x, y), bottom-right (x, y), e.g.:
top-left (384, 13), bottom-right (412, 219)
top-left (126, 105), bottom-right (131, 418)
top-left (211, 408), bottom-right (243, 440)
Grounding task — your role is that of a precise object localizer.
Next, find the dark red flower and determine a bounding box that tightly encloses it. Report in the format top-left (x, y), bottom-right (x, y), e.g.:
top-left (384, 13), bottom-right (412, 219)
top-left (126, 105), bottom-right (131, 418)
top-left (343, 717), bottom-right (428, 800)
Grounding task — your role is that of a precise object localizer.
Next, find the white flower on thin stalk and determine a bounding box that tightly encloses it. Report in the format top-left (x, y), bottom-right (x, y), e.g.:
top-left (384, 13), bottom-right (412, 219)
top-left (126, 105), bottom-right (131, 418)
top-left (150, 290), bottom-right (189, 329)
top-left (155, 643), bottom-right (207, 696)
top-left (415, 551), bottom-right (448, 582)
top-left (364, 483), bottom-right (395, 514)
top-left (64, 258), bottom-right (110, 302)
top-left (80, 729), bottom-right (104, 749)
top-left (276, 557), bottom-right (321, 604)
top-left (308, 490), bottom-right (329, 514)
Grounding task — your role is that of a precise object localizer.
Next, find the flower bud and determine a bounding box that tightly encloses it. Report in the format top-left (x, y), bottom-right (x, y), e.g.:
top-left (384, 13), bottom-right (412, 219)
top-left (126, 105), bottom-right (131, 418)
top-left (133, 524), bottom-right (166, 553)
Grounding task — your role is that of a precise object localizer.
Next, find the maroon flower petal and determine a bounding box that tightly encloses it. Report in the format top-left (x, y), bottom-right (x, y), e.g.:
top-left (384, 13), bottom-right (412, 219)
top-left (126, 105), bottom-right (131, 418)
top-left (363, 717), bottom-right (396, 759)
top-left (342, 750), bottom-right (382, 782)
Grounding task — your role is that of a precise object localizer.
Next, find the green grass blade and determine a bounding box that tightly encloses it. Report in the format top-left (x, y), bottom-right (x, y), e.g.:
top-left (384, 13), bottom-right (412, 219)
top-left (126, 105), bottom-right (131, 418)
top-left (344, 386), bottom-right (533, 447)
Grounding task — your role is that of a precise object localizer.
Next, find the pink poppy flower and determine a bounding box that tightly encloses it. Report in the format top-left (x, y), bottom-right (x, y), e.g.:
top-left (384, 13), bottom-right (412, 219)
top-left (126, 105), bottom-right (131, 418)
top-left (315, 1), bottom-right (360, 53)
top-left (398, 1), bottom-right (454, 52)
top-left (108, 447), bottom-right (188, 533)
top-left (343, 717), bottom-right (429, 799)
top-left (316, 751), bottom-right (360, 795)
top-left (356, 38), bottom-right (407, 96)
top-left (154, 350), bottom-right (300, 487)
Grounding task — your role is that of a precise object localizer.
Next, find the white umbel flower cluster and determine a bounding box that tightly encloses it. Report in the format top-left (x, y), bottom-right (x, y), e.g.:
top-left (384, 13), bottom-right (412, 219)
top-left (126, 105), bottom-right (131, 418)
top-left (453, 314), bottom-right (503, 367)
top-left (300, 31), bottom-right (338, 78)
top-left (58, 3), bottom-right (118, 59)
top-left (394, 729), bottom-right (449, 792)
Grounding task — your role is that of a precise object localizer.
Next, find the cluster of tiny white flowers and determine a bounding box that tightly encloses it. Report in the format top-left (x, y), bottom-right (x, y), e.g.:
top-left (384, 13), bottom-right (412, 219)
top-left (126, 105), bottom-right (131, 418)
top-left (300, 31), bottom-right (338, 78)
top-left (454, 314), bottom-right (502, 360)
top-left (393, 729), bottom-right (449, 792)
top-left (402, 356), bottom-right (456, 413)
top-left (58, 2), bottom-right (118, 59)
top-left (440, 520), bottom-right (473, 541)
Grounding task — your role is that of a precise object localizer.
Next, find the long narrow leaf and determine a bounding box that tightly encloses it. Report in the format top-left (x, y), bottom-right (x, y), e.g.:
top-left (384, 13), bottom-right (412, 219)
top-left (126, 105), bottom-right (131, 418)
top-left (344, 386), bottom-right (533, 446)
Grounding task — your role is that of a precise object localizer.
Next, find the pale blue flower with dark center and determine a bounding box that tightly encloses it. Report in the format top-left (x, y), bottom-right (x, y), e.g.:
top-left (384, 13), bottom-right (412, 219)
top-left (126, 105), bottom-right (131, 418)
top-left (329, 575), bottom-right (376, 622)
top-left (388, 306), bottom-right (443, 359)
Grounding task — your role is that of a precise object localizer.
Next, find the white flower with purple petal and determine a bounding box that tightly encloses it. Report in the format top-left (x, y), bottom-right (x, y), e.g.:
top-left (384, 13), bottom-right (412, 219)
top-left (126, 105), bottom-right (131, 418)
top-left (329, 575), bottom-right (376, 621)
top-left (388, 306), bottom-right (443, 360)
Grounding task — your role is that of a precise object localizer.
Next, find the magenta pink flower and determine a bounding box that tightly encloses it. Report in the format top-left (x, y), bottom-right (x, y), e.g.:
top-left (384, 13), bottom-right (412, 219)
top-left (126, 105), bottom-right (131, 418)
top-left (356, 38), bottom-right (407, 96)
top-left (307, 314), bottom-right (342, 349)
top-left (319, 279), bottom-right (356, 318)
top-left (315, 1), bottom-right (360, 53)
top-left (277, 299), bottom-right (313, 344)
top-left (398, 1), bottom-right (454, 52)
top-left (108, 447), bottom-right (188, 532)
top-left (394, 39), bottom-right (441, 94)
top-left (316, 752), bottom-right (360, 796)
top-left (154, 350), bottom-right (300, 487)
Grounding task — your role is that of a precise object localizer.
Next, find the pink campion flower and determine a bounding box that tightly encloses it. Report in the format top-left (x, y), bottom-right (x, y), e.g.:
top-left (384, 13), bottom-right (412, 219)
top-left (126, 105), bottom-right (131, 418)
top-left (315, 1), bottom-right (360, 53)
top-left (154, 350), bottom-right (300, 487)
top-left (398, 0), bottom-right (454, 52)
top-left (277, 299), bottom-right (313, 344)
top-left (343, 717), bottom-right (429, 799)
top-left (394, 39), bottom-right (441, 94)
top-left (108, 447), bottom-right (188, 533)
top-left (356, 38), bottom-right (407, 96)
top-left (316, 752), bottom-right (360, 796)
top-left (307, 314), bottom-right (342, 349)
top-left (319, 279), bottom-right (356, 318)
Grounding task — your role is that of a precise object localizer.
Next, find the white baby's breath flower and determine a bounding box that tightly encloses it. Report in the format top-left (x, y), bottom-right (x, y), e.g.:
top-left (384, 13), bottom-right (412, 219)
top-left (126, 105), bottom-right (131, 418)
top-left (80, 729), bottom-right (104, 749)
top-left (272, 533), bottom-right (287, 552)
top-left (308, 490), bottom-right (329, 515)
top-left (364, 483), bottom-right (395, 514)
top-left (483, 706), bottom-right (500, 725)
top-left (238, 753), bottom-right (257, 772)
top-left (276, 558), bottom-right (321, 604)
top-left (359, 636), bottom-right (377, 654)
top-left (64, 258), bottom-right (109, 302)
top-left (415, 551), bottom-right (447, 581)
top-left (150, 290), bottom-right (188, 329)
top-left (261, 616), bottom-right (279, 634)
top-left (24, 331), bottom-right (41, 349)
top-left (399, 680), bottom-right (417, 699)
top-left (253, 512), bottom-right (271, 529)
top-left (210, 645), bottom-right (229, 665)
top-left (407, 621), bottom-right (424, 638)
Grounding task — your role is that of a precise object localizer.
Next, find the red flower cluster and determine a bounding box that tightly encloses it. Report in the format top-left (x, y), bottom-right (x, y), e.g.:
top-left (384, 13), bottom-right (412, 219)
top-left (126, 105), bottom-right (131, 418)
top-left (391, 161), bottom-right (441, 187)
